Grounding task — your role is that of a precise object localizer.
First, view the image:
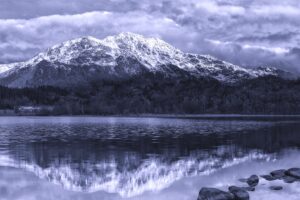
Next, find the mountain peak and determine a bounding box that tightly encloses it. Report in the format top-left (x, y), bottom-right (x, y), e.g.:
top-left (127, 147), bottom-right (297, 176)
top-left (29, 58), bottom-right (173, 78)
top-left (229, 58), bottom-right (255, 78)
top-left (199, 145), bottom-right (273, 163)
top-left (51, 35), bottom-right (102, 50)
top-left (45, 32), bottom-right (182, 70)
top-left (102, 32), bottom-right (180, 53)
top-left (114, 32), bottom-right (167, 45)
top-left (116, 32), bottom-right (145, 39)
top-left (75, 36), bottom-right (102, 45)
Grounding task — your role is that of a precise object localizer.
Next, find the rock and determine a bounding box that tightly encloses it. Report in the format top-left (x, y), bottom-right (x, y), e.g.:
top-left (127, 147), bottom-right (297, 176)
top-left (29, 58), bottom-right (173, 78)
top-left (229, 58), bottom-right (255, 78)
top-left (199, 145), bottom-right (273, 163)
top-left (198, 188), bottom-right (235, 200)
top-left (286, 168), bottom-right (300, 179)
top-left (261, 175), bottom-right (277, 181)
top-left (247, 175), bottom-right (259, 187)
top-left (270, 169), bottom-right (286, 179)
top-left (283, 175), bottom-right (298, 183)
top-left (228, 186), bottom-right (250, 200)
top-left (269, 186), bottom-right (283, 191)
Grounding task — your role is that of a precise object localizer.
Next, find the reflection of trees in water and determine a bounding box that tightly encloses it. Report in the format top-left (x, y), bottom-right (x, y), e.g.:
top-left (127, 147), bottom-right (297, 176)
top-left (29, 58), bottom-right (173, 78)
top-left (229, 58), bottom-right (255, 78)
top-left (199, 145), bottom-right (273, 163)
top-left (6, 122), bottom-right (300, 171)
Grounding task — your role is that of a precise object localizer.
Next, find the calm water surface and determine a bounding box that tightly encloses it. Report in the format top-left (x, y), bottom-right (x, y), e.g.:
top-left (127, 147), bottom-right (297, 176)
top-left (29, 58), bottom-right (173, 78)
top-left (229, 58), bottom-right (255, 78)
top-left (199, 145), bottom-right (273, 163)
top-left (0, 116), bottom-right (300, 200)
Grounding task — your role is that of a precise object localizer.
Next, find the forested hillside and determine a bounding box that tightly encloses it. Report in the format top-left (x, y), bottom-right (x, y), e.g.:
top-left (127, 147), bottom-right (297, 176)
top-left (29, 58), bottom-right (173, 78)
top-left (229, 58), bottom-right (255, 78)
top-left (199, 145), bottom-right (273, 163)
top-left (0, 75), bottom-right (300, 115)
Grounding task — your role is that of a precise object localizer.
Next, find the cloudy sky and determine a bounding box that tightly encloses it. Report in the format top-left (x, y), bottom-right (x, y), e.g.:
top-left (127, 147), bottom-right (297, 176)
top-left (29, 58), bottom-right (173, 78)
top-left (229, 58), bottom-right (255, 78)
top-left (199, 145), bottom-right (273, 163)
top-left (1, 0), bottom-right (300, 72)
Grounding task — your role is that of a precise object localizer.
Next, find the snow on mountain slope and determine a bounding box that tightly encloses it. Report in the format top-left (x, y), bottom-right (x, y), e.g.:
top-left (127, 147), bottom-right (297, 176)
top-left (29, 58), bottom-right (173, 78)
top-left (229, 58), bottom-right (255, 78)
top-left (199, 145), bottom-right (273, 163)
top-left (16, 33), bottom-right (182, 72)
top-left (0, 32), bottom-right (287, 88)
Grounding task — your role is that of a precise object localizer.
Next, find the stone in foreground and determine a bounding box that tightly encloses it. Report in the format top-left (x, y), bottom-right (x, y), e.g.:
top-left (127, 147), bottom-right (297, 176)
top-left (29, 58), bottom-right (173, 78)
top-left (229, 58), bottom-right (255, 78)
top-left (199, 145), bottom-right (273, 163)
top-left (261, 175), bottom-right (277, 181)
top-left (269, 186), bottom-right (283, 191)
top-left (286, 168), bottom-right (300, 179)
top-left (270, 169), bottom-right (286, 179)
top-left (228, 186), bottom-right (250, 200)
top-left (282, 175), bottom-right (298, 183)
top-left (246, 175), bottom-right (259, 187)
top-left (198, 188), bottom-right (234, 200)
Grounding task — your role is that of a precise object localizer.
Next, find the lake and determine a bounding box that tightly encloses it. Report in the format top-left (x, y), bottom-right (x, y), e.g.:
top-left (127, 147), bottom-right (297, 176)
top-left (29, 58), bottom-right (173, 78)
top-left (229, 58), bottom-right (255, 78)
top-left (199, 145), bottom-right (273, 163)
top-left (0, 116), bottom-right (300, 200)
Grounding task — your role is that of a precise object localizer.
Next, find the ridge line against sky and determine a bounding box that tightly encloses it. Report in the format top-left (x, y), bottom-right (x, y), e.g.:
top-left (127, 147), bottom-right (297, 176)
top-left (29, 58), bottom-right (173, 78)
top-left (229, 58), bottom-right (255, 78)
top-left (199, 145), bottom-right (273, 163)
top-left (0, 0), bottom-right (300, 72)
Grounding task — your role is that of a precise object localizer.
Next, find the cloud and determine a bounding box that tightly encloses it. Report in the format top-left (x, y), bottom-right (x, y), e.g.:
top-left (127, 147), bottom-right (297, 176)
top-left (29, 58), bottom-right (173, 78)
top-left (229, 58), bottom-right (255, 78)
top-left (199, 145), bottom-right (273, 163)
top-left (194, 1), bottom-right (246, 16)
top-left (242, 45), bottom-right (289, 55)
top-left (0, 0), bottom-right (300, 72)
top-left (0, 11), bottom-right (189, 63)
top-left (251, 5), bottom-right (300, 17)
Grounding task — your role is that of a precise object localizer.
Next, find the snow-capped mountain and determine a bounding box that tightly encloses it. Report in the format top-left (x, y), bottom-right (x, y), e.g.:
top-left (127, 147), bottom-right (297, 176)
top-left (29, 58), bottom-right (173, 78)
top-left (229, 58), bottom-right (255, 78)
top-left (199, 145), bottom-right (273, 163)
top-left (0, 32), bottom-right (288, 88)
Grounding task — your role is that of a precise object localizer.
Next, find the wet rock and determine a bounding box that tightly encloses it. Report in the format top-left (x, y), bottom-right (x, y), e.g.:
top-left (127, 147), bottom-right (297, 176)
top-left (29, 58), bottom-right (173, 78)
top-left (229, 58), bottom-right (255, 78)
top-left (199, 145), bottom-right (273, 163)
top-left (228, 186), bottom-right (250, 200)
top-left (261, 175), bottom-right (277, 181)
top-left (246, 175), bottom-right (259, 187)
top-left (282, 175), bottom-right (298, 183)
top-left (270, 169), bottom-right (286, 179)
top-left (198, 188), bottom-right (234, 200)
top-left (286, 168), bottom-right (300, 179)
top-left (269, 186), bottom-right (283, 191)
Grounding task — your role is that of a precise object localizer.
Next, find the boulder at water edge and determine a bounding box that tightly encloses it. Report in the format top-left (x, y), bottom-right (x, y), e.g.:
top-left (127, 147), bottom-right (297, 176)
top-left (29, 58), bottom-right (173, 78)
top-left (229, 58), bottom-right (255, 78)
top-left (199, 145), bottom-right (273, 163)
top-left (270, 169), bottom-right (286, 179)
top-left (198, 188), bottom-right (234, 200)
top-left (228, 186), bottom-right (250, 200)
top-left (286, 168), bottom-right (300, 179)
top-left (246, 175), bottom-right (259, 187)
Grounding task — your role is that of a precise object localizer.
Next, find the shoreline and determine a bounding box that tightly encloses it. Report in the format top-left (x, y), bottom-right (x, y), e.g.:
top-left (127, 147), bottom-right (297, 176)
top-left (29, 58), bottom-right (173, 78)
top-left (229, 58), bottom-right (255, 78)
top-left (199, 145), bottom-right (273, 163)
top-left (198, 167), bottom-right (300, 200)
top-left (2, 113), bottom-right (300, 118)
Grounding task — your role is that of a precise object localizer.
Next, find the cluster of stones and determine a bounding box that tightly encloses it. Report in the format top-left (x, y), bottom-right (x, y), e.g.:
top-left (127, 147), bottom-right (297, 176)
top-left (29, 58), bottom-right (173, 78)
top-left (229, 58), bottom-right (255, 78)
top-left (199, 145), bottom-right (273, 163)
top-left (197, 168), bottom-right (300, 200)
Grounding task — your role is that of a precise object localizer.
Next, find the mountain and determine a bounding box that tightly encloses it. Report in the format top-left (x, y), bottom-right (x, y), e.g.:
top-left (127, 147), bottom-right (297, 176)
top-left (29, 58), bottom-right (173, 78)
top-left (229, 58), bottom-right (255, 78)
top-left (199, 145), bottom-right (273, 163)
top-left (0, 32), bottom-right (290, 88)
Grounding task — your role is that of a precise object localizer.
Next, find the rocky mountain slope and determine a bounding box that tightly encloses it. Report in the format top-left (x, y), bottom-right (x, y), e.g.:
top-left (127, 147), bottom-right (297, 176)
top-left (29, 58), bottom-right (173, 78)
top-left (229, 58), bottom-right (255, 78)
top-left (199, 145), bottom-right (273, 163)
top-left (0, 32), bottom-right (289, 88)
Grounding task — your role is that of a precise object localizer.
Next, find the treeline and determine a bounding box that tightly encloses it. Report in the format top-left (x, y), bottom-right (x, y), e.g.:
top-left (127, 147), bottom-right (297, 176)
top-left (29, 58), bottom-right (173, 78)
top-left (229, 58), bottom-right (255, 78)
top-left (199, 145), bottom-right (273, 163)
top-left (0, 86), bottom-right (68, 110)
top-left (1, 74), bottom-right (300, 115)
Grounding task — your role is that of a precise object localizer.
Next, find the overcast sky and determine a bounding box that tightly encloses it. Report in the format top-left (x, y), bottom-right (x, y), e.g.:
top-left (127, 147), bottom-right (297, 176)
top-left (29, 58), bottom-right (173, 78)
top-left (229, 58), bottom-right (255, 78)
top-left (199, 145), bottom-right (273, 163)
top-left (1, 0), bottom-right (300, 72)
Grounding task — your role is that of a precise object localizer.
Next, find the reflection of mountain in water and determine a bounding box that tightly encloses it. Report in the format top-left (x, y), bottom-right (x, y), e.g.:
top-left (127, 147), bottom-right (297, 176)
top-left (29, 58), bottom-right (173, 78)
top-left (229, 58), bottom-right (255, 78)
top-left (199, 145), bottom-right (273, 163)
top-left (3, 148), bottom-right (272, 197)
top-left (1, 117), bottom-right (300, 197)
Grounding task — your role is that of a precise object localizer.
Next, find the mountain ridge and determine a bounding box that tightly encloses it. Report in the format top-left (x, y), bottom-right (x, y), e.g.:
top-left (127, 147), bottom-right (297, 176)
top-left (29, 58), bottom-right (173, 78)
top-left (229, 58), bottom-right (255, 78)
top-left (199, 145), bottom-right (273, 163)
top-left (0, 32), bottom-right (292, 88)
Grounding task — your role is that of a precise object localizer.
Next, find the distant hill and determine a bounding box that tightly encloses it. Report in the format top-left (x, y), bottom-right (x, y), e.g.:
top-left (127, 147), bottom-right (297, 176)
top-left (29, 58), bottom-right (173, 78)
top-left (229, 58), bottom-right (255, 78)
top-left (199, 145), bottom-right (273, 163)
top-left (0, 32), bottom-right (293, 88)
